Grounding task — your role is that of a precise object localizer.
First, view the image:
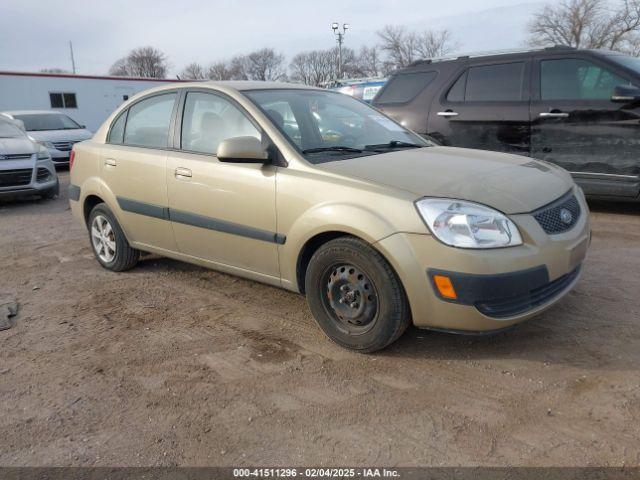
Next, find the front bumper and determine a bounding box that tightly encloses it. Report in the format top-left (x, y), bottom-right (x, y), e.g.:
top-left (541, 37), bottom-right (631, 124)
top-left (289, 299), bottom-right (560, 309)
top-left (48, 149), bottom-right (71, 164)
top-left (0, 160), bottom-right (58, 198)
top-left (375, 187), bottom-right (591, 332)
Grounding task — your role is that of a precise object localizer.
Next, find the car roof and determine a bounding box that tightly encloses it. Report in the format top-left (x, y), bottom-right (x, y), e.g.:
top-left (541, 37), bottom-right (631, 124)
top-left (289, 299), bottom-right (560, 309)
top-left (2, 110), bottom-right (65, 116)
top-left (125, 80), bottom-right (322, 97)
top-left (211, 80), bottom-right (319, 91)
top-left (403, 47), bottom-right (619, 70)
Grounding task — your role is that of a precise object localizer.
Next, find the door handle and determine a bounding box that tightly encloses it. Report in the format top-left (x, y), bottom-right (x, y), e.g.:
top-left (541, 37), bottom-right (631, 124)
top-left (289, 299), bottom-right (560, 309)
top-left (175, 167), bottom-right (192, 178)
top-left (437, 111), bottom-right (459, 117)
top-left (539, 112), bottom-right (569, 118)
top-left (104, 158), bottom-right (117, 167)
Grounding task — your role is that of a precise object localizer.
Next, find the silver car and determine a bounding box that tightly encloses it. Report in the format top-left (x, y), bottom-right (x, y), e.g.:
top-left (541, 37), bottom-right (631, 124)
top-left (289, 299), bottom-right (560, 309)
top-left (0, 119), bottom-right (59, 200)
top-left (1, 111), bottom-right (93, 165)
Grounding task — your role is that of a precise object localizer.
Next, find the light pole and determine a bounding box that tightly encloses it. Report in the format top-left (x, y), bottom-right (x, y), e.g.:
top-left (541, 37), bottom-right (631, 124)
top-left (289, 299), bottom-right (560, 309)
top-left (331, 22), bottom-right (349, 79)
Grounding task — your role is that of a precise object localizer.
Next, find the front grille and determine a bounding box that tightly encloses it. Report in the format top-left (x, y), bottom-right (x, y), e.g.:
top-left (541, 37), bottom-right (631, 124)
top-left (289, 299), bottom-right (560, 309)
top-left (476, 266), bottom-right (581, 318)
top-left (533, 191), bottom-right (581, 234)
top-left (0, 168), bottom-right (33, 187)
top-left (36, 168), bottom-right (51, 182)
top-left (52, 141), bottom-right (77, 152)
top-left (0, 153), bottom-right (33, 161)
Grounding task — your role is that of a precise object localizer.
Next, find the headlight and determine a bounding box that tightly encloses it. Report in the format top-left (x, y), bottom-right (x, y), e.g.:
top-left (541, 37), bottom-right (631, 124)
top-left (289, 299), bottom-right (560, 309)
top-left (38, 141), bottom-right (55, 149)
top-left (37, 147), bottom-right (51, 161)
top-left (415, 198), bottom-right (523, 249)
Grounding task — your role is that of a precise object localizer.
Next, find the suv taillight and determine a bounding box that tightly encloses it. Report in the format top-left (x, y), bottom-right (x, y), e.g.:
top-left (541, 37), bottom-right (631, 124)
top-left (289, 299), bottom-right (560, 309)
top-left (69, 150), bottom-right (76, 170)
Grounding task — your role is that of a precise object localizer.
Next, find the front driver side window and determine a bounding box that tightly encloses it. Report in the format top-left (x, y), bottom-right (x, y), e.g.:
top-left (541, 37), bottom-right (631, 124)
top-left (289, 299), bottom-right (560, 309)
top-left (181, 92), bottom-right (260, 155)
top-left (541, 59), bottom-right (631, 100)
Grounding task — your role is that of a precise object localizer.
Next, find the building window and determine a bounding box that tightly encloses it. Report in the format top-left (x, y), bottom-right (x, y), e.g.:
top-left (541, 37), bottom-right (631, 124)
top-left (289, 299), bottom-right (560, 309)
top-left (49, 92), bottom-right (78, 109)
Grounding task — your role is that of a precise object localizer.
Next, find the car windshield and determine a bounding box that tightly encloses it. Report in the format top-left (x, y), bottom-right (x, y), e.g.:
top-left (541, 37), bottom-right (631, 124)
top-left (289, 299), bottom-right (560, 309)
top-left (0, 121), bottom-right (25, 138)
top-left (244, 89), bottom-right (431, 163)
top-left (610, 55), bottom-right (640, 76)
top-left (13, 113), bottom-right (82, 131)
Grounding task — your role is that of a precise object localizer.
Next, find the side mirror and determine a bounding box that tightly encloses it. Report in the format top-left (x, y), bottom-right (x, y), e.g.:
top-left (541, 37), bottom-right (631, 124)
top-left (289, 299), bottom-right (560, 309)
top-left (611, 84), bottom-right (640, 103)
top-left (217, 136), bottom-right (269, 163)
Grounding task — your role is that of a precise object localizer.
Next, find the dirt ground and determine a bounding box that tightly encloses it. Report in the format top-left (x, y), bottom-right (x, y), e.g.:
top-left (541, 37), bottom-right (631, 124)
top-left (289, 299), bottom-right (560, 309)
top-left (0, 170), bottom-right (639, 467)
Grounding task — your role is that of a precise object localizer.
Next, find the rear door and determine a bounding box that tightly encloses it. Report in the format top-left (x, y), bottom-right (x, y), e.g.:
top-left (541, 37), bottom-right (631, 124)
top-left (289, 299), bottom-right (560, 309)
top-left (530, 54), bottom-right (640, 197)
top-left (101, 91), bottom-right (178, 251)
top-left (427, 59), bottom-right (531, 155)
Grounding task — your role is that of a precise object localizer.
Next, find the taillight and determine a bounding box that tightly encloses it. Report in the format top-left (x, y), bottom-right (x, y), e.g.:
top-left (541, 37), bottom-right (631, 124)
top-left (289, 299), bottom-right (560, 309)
top-left (69, 150), bottom-right (76, 170)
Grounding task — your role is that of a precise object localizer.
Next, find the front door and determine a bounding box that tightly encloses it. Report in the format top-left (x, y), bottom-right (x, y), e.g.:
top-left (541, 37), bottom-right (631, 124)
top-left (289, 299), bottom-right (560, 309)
top-left (530, 55), bottom-right (640, 197)
top-left (101, 91), bottom-right (178, 251)
top-left (427, 60), bottom-right (531, 155)
top-left (166, 90), bottom-right (280, 278)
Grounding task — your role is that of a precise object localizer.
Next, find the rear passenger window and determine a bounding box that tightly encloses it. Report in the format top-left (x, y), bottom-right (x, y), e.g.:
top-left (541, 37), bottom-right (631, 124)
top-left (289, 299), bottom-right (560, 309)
top-left (540, 59), bottom-right (631, 100)
top-left (464, 63), bottom-right (525, 102)
top-left (375, 71), bottom-right (437, 104)
top-left (123, 93), bottom-right (177, 148)
top-left (108, 112), bottom-right (127, 144)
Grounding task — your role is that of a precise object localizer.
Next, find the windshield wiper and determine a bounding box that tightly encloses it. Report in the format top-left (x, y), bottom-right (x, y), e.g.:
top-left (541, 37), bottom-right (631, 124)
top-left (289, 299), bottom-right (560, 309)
top-left (364, 140), bottom-right (424, 151)
top-left (302, 146), bottom-right (363, 154)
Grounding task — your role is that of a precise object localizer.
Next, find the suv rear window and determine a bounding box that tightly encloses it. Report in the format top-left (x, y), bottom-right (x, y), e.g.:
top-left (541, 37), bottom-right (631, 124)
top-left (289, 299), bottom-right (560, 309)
top-left (375, 71), bottom-right (437, 104)
top-left (447, 62), bottom-right (525, 102)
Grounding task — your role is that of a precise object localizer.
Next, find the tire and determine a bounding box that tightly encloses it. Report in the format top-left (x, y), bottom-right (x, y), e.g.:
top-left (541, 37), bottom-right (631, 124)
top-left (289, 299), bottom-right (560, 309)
top-left (305, 236), bottom-right (411, 353)
top-left (43, 179), bottom-right (59, 200)
top-left (87, 203), bottom-right (139, 272)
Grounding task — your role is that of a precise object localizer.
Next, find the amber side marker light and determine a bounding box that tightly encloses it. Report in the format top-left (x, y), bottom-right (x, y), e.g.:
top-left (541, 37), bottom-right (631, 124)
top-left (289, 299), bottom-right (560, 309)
top-left (433, 275), bottom-right (457, 300)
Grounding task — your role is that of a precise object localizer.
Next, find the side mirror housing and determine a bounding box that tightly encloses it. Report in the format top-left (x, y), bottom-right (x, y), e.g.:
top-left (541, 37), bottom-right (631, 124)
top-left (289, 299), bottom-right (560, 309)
top-left (611, 84), bottom-right (640, 103)
top-left (217, 136), bottom-right (269, 163)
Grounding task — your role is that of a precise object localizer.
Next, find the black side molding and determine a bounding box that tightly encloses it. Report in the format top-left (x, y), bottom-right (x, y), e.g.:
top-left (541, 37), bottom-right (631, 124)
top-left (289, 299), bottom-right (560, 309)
top-left (115, 196), bottom-right (286, 245)
top-left (68, 184), bottom-right (81, 201)
top-left (117, 197), bottom-right (169, 220)
top-left (170, 209), bottom-right (286, 244)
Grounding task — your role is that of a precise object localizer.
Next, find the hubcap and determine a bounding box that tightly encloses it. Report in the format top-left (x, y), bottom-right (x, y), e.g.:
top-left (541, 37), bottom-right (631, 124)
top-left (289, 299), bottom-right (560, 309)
top-left (91, 215), bottom-right (116, 263)
top-left (323, 264), bottom-right (378, 334)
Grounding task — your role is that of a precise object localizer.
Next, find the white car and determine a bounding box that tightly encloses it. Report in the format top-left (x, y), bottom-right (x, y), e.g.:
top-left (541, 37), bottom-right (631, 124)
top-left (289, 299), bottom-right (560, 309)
top-left (1, 111), bottom-right (92, 165)
top-left (0, 118), bottom-right (59, 200)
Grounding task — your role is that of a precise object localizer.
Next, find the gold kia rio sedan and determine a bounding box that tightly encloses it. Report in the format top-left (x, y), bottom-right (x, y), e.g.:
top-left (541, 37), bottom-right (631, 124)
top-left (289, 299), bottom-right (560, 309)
top-left (69, 82), bottom-right (590, 352)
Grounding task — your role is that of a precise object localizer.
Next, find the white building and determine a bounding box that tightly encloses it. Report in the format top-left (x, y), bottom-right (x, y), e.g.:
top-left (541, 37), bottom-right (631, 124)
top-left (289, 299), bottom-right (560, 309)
top-left (0, 71), bottom-right (184, 132)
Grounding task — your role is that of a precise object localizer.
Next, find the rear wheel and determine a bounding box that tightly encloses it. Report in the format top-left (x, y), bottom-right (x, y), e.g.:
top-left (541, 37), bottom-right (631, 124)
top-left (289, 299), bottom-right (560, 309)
top-left (305, 237), bottom-right (410, 353)
top-left (88, 203), bottom-right (139, 271)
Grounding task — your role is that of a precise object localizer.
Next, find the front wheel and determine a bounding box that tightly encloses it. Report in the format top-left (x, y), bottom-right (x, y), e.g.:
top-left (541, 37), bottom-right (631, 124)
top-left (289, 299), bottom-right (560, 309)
top-left (305, 237), bottom-right (411, 353)
top-left (88, 203), bottom-right (139, 271)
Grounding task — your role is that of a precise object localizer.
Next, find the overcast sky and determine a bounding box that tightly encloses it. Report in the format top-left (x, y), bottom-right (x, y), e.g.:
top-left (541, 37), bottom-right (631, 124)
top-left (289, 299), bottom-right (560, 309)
top-left (1, 0), bottom-right (546, 76)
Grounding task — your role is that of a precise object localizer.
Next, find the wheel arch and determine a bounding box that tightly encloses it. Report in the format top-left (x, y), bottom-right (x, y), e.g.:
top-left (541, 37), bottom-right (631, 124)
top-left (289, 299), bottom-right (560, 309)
top-left (83, 194), bottom-right (105, 226)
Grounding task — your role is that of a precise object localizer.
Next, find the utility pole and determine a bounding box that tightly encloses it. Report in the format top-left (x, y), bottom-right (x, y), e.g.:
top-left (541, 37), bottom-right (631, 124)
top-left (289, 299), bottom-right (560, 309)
top-left (331, 22), bottom-right (349, 79)
top-left (69, 41), bottom-right (76, 74)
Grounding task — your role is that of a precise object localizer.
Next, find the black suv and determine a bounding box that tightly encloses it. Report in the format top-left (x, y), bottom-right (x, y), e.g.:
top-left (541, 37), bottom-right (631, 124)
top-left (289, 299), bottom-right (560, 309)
top-left (373, 47), bottom-right (640, 201)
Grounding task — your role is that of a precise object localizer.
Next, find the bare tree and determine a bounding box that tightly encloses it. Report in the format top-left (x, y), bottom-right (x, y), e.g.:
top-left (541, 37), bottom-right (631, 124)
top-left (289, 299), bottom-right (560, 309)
top-left (207, 61), bottom-right (234, 80)
top-left (180, 62), bottom-right (206, 79)
top-left (377, 25), bottom-right (419, 70)
top-left (415, 29), bottom-right (458, 59)
top-left (377, 25), bottom-right (458, 72)
top-left (289, 49), bottom-right (335, 85)
top-left (109, 46), bottom-right (169, 78)
top-left (246, 48), bottom-right (286, 80)
top-left (355, 46), bottom-right (384, 77)
top-left (528, 0), bottom-right (640, 52)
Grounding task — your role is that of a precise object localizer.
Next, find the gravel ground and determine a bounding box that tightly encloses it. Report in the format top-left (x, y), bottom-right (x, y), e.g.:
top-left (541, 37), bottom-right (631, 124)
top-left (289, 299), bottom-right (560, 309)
top-left (1, 171), bottom-right (639, 467)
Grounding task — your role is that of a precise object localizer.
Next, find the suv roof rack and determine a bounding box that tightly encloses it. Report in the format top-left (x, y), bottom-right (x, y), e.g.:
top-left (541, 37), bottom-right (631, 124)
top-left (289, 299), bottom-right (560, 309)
top-left (408, 45), bottom-right (579, 68)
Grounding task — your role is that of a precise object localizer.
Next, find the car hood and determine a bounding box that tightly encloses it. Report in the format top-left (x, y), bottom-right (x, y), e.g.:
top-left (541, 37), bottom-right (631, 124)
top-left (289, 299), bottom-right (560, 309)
top-left (0, 137), bottom-right (38, 155)
top-left (316, 146), bottom-right (574, 214)
top-left (27, 128), bottom-right (93, 142)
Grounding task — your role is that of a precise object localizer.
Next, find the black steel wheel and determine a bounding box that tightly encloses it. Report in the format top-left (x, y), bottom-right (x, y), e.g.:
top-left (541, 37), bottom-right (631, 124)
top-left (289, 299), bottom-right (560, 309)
top-left (305, 236), bottom-right (411, 352)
